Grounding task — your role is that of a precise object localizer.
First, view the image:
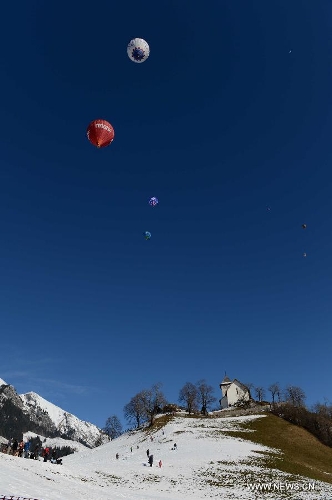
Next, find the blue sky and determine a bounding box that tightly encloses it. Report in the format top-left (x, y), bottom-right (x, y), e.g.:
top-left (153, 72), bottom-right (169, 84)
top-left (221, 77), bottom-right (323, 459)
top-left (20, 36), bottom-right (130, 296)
top-left (1, 0), bottom-right (331, 429)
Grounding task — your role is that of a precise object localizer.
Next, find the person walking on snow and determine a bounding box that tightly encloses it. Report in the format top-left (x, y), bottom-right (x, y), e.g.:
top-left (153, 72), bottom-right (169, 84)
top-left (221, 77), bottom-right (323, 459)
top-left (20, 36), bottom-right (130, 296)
top-left (148, 454), bottom-right (153, 467)
top-left (159, 460), bottom-right (162, 468)
top-left (146, 449), bottom-right (149, 458)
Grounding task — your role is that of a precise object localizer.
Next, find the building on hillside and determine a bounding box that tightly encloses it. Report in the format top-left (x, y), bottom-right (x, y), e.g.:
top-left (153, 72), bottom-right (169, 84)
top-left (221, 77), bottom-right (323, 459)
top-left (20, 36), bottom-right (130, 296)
top-left (219, 375), bottom-right (251, 409)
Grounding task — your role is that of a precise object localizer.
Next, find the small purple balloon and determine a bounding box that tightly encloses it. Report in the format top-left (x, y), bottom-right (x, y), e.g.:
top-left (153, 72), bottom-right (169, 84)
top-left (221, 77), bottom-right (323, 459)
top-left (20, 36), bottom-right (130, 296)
top-left (149, 197), bottom-right (158, 206)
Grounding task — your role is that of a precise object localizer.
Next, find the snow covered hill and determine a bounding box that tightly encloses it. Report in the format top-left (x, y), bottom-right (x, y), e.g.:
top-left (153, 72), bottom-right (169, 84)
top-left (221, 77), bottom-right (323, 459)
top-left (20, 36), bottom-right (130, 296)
top-left (0, 414), bottom-right (331, 500)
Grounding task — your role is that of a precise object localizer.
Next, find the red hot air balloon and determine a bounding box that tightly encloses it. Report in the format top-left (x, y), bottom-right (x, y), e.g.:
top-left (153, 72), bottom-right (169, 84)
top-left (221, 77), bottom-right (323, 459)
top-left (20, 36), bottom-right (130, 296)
top-left (87, 119), bottom-right (115, 148)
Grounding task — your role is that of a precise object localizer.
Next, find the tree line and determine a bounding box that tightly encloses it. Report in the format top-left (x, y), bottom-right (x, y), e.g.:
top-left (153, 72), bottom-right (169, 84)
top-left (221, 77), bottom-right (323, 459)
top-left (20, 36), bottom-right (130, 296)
top-left (228, 381), bottom-right (332, 447)
top-left (263, 383), bottom-right (332, 448)
top-left (103, 380), bottom-right (217, 439)
top-left (103, 380), bottom-right (332, 449)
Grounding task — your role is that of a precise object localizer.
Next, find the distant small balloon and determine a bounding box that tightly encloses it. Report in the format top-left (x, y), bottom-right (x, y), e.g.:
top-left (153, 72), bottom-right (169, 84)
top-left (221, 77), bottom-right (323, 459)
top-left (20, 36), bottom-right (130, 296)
top-left (302, 224), bottom-right (307, 229)
top-left (144, 231), bottom-right (151, 240)
top-left (149, 197), bottom-right (158, 207)
top-left (86, 119), bottom-right (115, 148)
top-left (127, 38), bottom-right (150, 63)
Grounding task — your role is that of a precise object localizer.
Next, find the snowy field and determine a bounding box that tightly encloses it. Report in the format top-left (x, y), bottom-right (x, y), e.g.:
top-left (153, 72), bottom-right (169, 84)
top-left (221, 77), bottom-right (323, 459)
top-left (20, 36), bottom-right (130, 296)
top-left (1, 414), bottom-right (331, 500)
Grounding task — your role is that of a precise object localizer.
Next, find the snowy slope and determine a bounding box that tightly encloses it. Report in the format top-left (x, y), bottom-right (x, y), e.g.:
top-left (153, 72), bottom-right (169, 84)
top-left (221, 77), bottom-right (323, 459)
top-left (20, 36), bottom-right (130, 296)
top-left (21, 393), bottom-right (65, 427)
top-left (20, 392), bottom-right (108, 448)
top-left (0, 414), bottom-right (331, 500)
top-left (0, 378), bottom-right (8, 386)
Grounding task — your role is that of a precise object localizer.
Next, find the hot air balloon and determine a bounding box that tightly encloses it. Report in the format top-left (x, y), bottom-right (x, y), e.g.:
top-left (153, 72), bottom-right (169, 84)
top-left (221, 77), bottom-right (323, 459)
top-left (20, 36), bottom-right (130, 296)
top-left (127, 38), bottom-right (150, 63)
top-left (149, 197), bottom-right (158, 206)
top-left (86, 119), bottom-right (115, 148)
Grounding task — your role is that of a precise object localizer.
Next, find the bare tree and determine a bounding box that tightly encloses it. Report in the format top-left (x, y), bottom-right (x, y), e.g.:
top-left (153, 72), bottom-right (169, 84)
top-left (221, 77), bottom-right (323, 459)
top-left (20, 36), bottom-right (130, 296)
top-left (285, 386), bottom-right (306, 407)
top-left (276, 387), bottom-right (282, 402)
top-left (196, 380), bottom-right (216, 415)
top-left (103, 415), bottom-right (122, 440)
top-left (140, 383), bottom-right (168, 427)
top-left (254, 387), bottom-right (265, 403)
top-left (124, 393), bottom-right (147, 428)
top-left (244, 382), bottom-right (254, 395)
top-left (312, 401), bottom-right (332, 419)
top-left (179, 382), bottom-right (199, 414)
top-left (268, 382), bottom-right (280, 404)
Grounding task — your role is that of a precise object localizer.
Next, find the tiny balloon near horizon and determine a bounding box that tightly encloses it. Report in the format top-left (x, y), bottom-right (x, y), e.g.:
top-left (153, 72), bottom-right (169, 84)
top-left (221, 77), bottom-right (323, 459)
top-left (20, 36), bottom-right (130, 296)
top-left (149, 197), bottom-right (158, 206)
top-left (127, 38), bottom-right (150, 63)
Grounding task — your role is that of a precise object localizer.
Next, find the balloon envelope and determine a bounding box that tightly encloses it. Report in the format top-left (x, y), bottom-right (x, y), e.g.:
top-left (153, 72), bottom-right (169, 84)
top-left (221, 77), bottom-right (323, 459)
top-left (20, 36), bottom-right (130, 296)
top-left (149, 197), bottom-right (158, 206)
top-left (87, 119), bottom-right (115, 148)
top-left (127, 38), bottom-right (150, 63)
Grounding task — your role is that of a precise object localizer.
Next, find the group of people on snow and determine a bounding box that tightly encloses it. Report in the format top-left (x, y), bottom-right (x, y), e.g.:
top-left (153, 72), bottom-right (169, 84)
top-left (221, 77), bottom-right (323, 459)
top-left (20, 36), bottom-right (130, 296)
top-left (3, 438), bottom-right (62, 464)
top-left (115, 434), bottom-right (172, 469)
top-left (146, 449), bottom-right (162, 467)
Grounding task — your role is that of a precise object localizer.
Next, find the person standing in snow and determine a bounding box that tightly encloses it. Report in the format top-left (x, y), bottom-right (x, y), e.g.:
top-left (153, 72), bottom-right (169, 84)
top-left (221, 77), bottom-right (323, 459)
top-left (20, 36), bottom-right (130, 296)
top-left (159, 460), bottom-right (162, 468)
top-left (7, 438), bottom-right (13, 454)
top-left (116, 453), bottom-right (119, 459)
top-left (43, 446), bottom-right (50, 462)
top-left (18, 440), bottom-right (24, 457)
top-left (148, 454), bottom-right (153, 467)
top-left (34, 444), bottom-right (40, 460)
top-left (146, 449), bottom-right (149, 458)
top-left (12, 439), bottom-right (18, 456)
top-left (24, 440), bottom-right (30, 458)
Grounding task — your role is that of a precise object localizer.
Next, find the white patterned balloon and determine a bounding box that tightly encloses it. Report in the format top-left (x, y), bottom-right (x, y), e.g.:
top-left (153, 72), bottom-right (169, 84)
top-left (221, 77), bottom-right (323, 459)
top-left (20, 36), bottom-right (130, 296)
top-left (127, 38), bottom-right (150, 63)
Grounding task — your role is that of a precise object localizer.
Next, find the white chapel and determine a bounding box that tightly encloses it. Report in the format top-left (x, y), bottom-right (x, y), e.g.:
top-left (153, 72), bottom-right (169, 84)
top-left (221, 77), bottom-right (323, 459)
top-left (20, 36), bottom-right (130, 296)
top-left (219, 375), bottom-right (251, 409)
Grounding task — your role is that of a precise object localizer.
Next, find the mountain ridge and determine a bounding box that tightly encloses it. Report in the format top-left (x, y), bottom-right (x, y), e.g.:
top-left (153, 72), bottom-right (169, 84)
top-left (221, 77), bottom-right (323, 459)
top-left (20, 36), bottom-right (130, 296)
top-left (0, 379), bottom-right (108, 449)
